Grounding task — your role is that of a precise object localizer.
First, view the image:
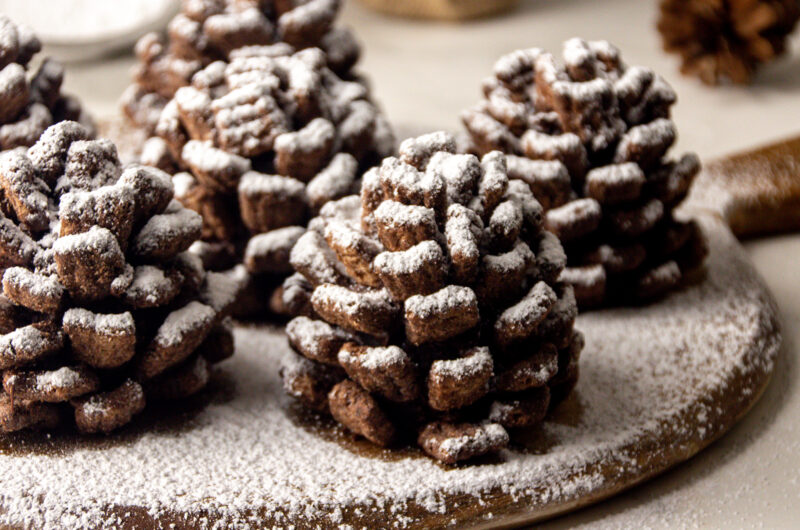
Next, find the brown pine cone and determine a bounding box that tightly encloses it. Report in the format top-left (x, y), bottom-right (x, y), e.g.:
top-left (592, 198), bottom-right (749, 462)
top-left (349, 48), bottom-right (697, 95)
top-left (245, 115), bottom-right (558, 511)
top-left (139, 43), bottom-right (394, 319)
top-left (122, 0), bottom-right (363, 133)
top-left (0, 122), bottom-right (238, 435)
top-left (280, 132), bottom-right (582, 464)
top-left (462, 40), bottom-right (708, 308)
top-left (0, 16), bottom-right (95, 151)
top-left (658, 0), bottom-right (800, 85)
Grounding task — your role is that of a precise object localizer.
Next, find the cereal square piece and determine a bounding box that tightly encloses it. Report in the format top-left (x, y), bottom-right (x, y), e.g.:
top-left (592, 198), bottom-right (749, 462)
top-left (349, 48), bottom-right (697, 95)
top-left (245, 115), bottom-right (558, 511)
top-left (584, 162), bottom-right (645, 206)
top-left (30, 58), bottom-right (63, 109)
top-left (312, 285), bottom-right (399, 336)
top-left (0, 150), bottom-right (49, 232)
top-left (306, 153), bottom-right (358, 212)
top-left (614, 118), bottom-right (675, 170)
top-left (487, 200), bottom-right (523, 252)
top-left (494, 281), bottom-right (557, 347)
top-left (174, 85), bottom-right (214, 142)
top-left (146, 355), bottom-right (210, 401)
top-left (203, 7), bottom-right (274, 55)
top-left (238, 172), bottom-right (307, 233)
top-left (118, 165), bottom-right (175, 223)
top-left (445, 204), bottom-right (484, 285)
top-left (520, 129), bottom-right (588, 181)
top-left (0, 63), bottom-right (29, 123)
top-left (290, 230), bottom-right (350, 286)
top-left (3, 365), bottom-right (99, 403)
top-left (404, 285), bottom-right (480, 345)
top-left (53, 226), bottom-right (129, 301)
top-left (123, 265), bottom-right (184, 309)
top-left (373, 200), bottom-right (438, 252)
top-left (59, 183), bottom-right (136, 246)
top-left (0, 394), bottom-right (60, 433)
top-left (72, 379), bottom-right (146, 434)
top-left (0, 103), bottom-right (51, 151)
top-left (373, 241), bottom-right (448, 300)
top-left (244, 225), bottom-right (305, 274)
top-left (287, 315), bottom-right (357, 365)
top-left (559, 265), bottom-right (607, 307)
top-left (399, 131), bottom-right (456, 170)
top-left (280, 352), bottom-right (344, 412)
top-left (62, 308), bottom-right (137, 369)
top-left (545, 198), bottom-right (602, 242)
top-left (212, 82), bottom-right (288, 157)
top-left (607, 198), bottom-right (664, 238)
top-left (426, 151), bottom-right (481, 206)
top-left (27, 121), bottom-right (91, 185)
top-left (477, 241), bottom-right (533, 306)
top-left (494, 344), bottom-right (559, 392)
top-left (196, 317), bottom-right (235, 364)
top-left (273, 118), bottom-right (335, 182)
top-left (417, 421), bottom-right (508, 464)
top-left (427, 346), bottom-right (492, 411)
top-left (131, 205), bottom-right (203, 262)
top-left (58, 139), bottom-right (121, 194)
top-left (137, 301), bottom-right (216, 380)
top-left (328, 379), bottom-right (396, 447)
top-left (489, 387), bottom-right (551, 428)
top-left (324, 220), bottom-right (383, 287)
top-left (182, 140), bottom-right (252, 193)
top-left (2, 267), bottom-right (63, 314)
top-left (0, 322), bottom-right (63, 370)
top-left (338, 343), bottom-right (418, 402)
top-left (277, 0), bottom-right (338, 48)
top-left (379, 157), bottom-right (446, 220)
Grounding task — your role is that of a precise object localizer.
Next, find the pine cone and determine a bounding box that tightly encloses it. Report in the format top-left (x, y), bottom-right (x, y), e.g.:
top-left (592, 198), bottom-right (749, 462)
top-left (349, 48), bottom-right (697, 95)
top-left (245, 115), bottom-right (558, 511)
top-left (0, 16), bottom-right (94, 151)
top-left (280, 132), bottom-right (581, 464)
top-left (139, 43), bottom-right (394, 318)
top-left (462, 40), bottom-right (708, 308)
top-left (0, 122), bottom-right (238, 434)
top-left (658, 0), bottom-right (800, 85)
top-left (122, 0), bottom-right (362, 133)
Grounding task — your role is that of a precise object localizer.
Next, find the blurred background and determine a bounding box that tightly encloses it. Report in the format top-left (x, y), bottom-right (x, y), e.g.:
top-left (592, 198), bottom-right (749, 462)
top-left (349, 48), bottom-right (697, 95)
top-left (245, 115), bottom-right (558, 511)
top-left (3, 0), bottom-right (799, 161)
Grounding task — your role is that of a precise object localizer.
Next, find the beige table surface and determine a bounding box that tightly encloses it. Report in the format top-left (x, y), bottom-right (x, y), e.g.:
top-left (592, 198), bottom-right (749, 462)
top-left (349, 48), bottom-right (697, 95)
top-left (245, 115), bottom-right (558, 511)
top-left (54, 0), bottom-right (800, 527)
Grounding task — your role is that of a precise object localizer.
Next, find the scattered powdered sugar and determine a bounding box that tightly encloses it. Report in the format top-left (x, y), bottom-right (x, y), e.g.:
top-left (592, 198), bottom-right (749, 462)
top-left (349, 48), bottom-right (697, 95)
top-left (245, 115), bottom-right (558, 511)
top-left (0, 214), bottom-right (781, 528)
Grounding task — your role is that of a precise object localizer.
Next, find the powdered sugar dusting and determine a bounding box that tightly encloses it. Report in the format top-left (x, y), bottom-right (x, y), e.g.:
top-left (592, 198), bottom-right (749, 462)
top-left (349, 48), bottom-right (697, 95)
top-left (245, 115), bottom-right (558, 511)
top-left (0, 214), bottom-right (780, 528)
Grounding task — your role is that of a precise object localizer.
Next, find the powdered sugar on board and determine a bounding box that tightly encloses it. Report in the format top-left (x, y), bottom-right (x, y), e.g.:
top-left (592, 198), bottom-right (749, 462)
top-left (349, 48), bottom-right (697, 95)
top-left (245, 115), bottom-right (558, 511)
top-left (0, 213), bottom-right (780, 529)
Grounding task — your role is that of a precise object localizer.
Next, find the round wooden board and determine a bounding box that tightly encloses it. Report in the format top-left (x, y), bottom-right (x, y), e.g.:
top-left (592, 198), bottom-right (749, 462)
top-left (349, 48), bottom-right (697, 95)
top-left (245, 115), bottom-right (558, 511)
top-left (0, 212), bottom-right (780, 529)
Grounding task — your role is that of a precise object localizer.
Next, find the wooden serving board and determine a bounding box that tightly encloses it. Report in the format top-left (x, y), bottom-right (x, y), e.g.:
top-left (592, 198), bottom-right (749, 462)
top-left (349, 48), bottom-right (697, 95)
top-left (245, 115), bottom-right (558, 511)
top-left (0, 212), bottom-right (780, 529)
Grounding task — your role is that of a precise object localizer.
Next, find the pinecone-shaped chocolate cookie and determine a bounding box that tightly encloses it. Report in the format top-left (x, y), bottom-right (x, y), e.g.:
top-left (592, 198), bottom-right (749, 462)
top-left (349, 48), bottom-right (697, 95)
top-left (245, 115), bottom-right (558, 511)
top-left (0, 16), bottom-right (94, 152)
top-left (658, 0), bottom-right (800, 85)
top-left (462, 40), bottom-right (707, 308)
top-left (122, 0), bottom-right (364, 133)
top-left (281, 132), bottom-right (581, 464)
top-left (0, 122), bottom-right (237, 434)
top-left (138, 42), bottom-right (393, 318)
